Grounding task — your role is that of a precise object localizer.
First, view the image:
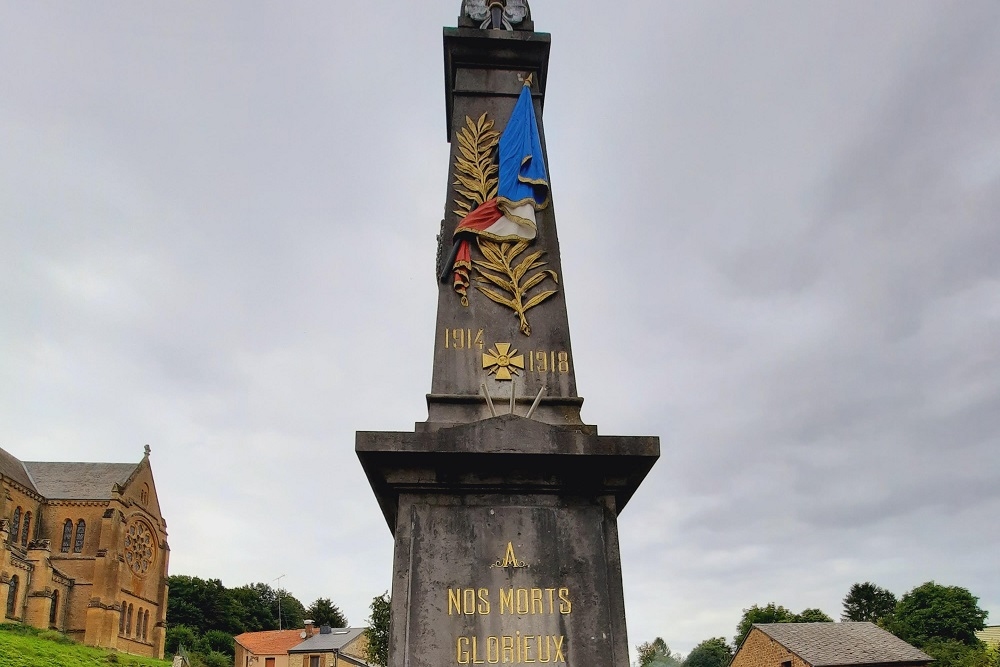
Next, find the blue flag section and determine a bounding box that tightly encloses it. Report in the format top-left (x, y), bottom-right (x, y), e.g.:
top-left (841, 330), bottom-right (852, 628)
top-left (497, 84), bottom-right (550, 212)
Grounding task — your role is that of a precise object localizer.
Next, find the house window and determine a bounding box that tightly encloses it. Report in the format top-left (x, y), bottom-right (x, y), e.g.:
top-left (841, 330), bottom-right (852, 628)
top-left (10, 507), bottom-right (21, 544)
top-left (309, 657), bottom-right (321, 667)
top-left (50, 590), bottom-right (60, 626)
top-left (74, 520), bottom-right (86, 553)
top-left (20, 512), bottom-right (31, 546)
top-left (61, 520), bottom-right (73, 552)
top-left (5, 575), bottom-right (18, 618)
top-left (265, 659), bottom-right (275, 667)
top-left (781, 661), bottom-right (792, 667)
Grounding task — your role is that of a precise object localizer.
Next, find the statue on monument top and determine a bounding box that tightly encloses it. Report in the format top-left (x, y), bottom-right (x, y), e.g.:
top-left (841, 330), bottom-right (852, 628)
top-left (460, 0), bottom-right (532, 31)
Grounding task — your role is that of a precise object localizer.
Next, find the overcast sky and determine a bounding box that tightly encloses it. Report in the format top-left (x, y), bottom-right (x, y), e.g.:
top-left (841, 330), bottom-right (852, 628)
top-left (2, 0), bottom-right (998, 658)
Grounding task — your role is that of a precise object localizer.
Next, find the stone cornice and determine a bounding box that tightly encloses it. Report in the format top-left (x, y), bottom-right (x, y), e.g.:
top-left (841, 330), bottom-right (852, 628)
top-left (0, 476), bottom-right (43, 502)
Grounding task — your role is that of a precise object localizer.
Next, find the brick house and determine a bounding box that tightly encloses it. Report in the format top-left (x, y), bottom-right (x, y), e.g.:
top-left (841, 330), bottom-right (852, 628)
top-left (733, 622), bottom-right (931, 667)
top-left (0, 445), bottom-right (169, 659)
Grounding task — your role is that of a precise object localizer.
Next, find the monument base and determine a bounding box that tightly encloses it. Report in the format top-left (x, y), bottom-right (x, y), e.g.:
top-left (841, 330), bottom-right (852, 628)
top-left (357, 415), bottom-right (659, 667)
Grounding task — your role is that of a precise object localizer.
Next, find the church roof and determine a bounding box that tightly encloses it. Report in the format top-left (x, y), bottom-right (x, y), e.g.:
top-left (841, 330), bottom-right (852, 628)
top-left (752, 622), bottom-right (932, 666)
top-left (21, 461), bottom-right (138, 500)
top-left (0, 446), bottom-right (37, 493)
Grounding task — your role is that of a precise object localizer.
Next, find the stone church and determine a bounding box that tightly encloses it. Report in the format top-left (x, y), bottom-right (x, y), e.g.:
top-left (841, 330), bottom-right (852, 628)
top-left (0, 445), bottom-right (169, 659)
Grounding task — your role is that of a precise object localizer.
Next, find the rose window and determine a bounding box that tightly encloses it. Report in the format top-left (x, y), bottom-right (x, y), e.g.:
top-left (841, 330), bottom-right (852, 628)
top-left (124, 521), bottom-right (156, 575)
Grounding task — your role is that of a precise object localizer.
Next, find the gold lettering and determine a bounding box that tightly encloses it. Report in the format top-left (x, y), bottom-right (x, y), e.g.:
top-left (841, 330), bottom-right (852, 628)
top-left (523, 635), bottom-right (535, 663)
top-left (474, 329), bottom-right (484, 349)
top-left (449, 589), bottom-right (462, 615)
top-left (499, 588), bottom-right (514, 614)
top-left (472, 636), bottom-right (485, 664)
top-left (553, 636), bottom-right (566, 663)
top-left (462, 589), bottom-right (475, 615)
top-left (558, 588), bottom-right (572, 614)
top-left (545, 588), bottom-right (556, 614)
top-left (557, 352), bottom-right (569, 373)
top-left (502, 636), bottom-right (514, 663)
top-left (538, 635), bottom-right (551, 663)
top-left (477, 588), bottom-right (491, 615)
top-left (516, 631), bottom-right (522, 664)
top-left (487, 636), bottom-right (500, 664)
top-left (530, 588), bottom-right (543, 614)
top-left (458, 637), bottom-right (470, 664)
top-left (516, 589), bottom-right (529, 614)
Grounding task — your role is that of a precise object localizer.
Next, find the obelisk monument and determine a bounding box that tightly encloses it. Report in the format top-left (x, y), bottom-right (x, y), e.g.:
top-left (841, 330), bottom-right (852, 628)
top-left (357, 3), bottom-right (659, 666)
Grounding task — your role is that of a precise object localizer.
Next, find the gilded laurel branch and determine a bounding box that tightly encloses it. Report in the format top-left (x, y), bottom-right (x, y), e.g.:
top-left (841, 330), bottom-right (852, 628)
top-left (453, 113), bottom-right (500, 218)
top-left (473, 239), bottom-right (558, 337)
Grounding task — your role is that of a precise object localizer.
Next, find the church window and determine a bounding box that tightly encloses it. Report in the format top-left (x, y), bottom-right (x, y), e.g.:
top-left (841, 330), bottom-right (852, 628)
top-left (120, 602), bottom-right (126, 634)
top-left (50, 590), bottom-right (60, 626)
top-left (5, 575), bottom-right (17, 618)
top-left (124, 519), bottom-right (156, 575)
top-left (20, 512), bottom-right (31, 546)
top-left (74, 519), bottom-right (86, 552)
top-left (126, 604), bottom-right (133, 635)
top-left (61, 519), bottom-right (73, 552)
top-left (143, 609), bottom-right (150, 640)
top-left (140, 484), bottom-right (149, 505)
top-left (10, 507), bottom-right (20, 544)
top-left (136, 607), bottom-right (143, 637)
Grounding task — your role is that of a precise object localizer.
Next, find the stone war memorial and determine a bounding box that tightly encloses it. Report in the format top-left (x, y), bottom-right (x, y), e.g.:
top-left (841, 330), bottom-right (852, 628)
top-left (356, 2), bottom-right (659, 666)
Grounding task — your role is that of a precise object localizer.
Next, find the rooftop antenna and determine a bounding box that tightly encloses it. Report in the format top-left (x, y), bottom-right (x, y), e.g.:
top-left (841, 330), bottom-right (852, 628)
top-left (273, 574), bottom-right (286, 630)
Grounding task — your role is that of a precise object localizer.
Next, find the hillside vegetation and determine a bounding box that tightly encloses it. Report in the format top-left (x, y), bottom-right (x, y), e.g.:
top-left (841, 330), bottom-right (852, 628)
top-left (0, 624), bottom-right (171, 667)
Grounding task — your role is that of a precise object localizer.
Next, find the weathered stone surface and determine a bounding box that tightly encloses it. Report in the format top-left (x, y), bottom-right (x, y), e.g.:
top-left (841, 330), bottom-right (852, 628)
top-left (357, 415), bottom-right (658, 667)
top-left (429, 28), bottom-right (579, 428)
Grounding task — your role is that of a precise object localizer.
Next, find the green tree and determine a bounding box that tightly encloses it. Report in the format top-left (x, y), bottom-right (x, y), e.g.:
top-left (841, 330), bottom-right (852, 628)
top-left (230, 583), bottom-right (280, 632)
top-left (637, 637), bottom-right (683, 667)
top-left (166, 575), bottom-right (242, 635)
top-left (165, 623), bottom-right (198, 656)
top-left (734, 604), bottom-right (796, 646)
top-left (198, 650), bottom-right (232, 667)
top-left (365, 592), bottom-right (391, 667)
top-left (307, 598), bottom-right (348, 628)
top-left (921, 640), bottom-right (999, 667)
top-left (277, 588), bottom-right (306, 630)
top-left (200, 629), bottom-right (236, 657)
top-left (890, 582), bottom-right (988, 647)
top-left (842, 582), bottom-right (897, 624)
top-left (795, 608), bottom-right (833, 623)
top-left (683, 637), bottom-right (733, 667)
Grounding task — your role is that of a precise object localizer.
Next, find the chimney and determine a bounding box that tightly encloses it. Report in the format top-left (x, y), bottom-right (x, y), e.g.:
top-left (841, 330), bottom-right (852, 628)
top-left (304, 620), bottom-right (315, 636)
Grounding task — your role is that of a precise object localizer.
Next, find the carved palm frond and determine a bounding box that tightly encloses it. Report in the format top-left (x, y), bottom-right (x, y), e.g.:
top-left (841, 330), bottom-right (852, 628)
top-left (453, 113), bottom-right (500, 218)
top-left (474, 239), bottom-right (559, 336)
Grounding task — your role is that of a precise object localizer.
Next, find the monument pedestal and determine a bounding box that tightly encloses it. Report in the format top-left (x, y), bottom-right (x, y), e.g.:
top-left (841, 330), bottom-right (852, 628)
top-left (357, 415), bottom-right (658, 667)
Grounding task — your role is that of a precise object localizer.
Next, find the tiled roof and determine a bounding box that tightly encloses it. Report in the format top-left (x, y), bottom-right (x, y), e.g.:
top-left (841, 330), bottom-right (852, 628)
top-left (289, 627), bottom-right (367, 654)
top-left (235, 629), bottom-right (315, 656)
top-left (753, 623), bottom-right (931, 666)
top-left (977, 626), bottom-right (1000, 646)
top-left (0, 447), bottom-right (37, 492)
top-left (22, 461), bottom-right (137, 499)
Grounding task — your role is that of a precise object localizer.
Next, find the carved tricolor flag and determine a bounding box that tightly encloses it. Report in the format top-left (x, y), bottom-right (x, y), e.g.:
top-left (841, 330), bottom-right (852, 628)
top-left (450, 79), bottom-right (550, 300)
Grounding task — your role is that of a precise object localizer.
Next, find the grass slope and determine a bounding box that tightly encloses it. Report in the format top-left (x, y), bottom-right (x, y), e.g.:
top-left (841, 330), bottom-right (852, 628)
top-left (0, 625), bottom-right (171, 667)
